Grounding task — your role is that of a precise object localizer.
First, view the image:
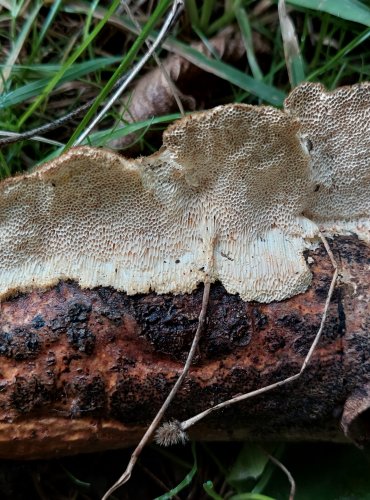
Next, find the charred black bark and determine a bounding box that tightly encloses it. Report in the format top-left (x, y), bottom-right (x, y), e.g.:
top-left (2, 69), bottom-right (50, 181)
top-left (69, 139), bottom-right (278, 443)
top-left (0, 236), bottom-right (369, 458)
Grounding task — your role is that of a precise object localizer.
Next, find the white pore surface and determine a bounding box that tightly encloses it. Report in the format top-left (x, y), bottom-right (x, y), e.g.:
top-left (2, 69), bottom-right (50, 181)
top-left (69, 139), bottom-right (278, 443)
top-left (285, 82), bottom-right (370, 241)
top-left (0, 103), bottom-right (319, 302)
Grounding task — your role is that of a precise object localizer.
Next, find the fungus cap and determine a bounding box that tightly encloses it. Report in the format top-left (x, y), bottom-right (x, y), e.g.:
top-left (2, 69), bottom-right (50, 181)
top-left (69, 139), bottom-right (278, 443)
top-left (285, 82), bottom-right (370, 240)
top-left (0, 103), bottom-right (317, 302)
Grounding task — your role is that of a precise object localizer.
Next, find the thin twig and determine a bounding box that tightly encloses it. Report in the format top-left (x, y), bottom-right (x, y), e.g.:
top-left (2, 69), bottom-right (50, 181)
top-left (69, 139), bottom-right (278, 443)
top-left (122, 2), bottom-right (185, 117)
top-left (0, 101), bottom-right (91, 148)
top-left (74, 0), bottom-right (184, 146)
top-left (0, 131), bottom-right (64, 147)
top-left (266, 451), bottom-right (296, 500)
top-left (0, 98), bottom-right (96, 148)
top-left (137, 463), bottom-right (182, 500)
top-left (101, 280), bottom-right (211, 500)
top-left (157, 233), bottom-right (338, 440)
top-left (0, 72), bottom-right (135, 148)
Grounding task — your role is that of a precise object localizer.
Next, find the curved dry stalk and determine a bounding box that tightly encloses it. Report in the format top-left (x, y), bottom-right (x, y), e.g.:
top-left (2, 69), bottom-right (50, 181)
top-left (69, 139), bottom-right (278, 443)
top-left (278, 0), bottom-right (304, 87)
top-left (122, 2), bottom-right (185, 117)
top-left (156, 233), bottom-right (338, 444)
top-left (74, 0), bottom-right (184, 146)
top-left (271, 457), bottom-right (296, 500)
top-left (0, 131), bottom-right (64, 147)
top-left (101, 280), bottom-right (211, 500)
top-left (266, 449), bottom-right (296, 500)
top-left (0, 101), bottom-right (91, 148)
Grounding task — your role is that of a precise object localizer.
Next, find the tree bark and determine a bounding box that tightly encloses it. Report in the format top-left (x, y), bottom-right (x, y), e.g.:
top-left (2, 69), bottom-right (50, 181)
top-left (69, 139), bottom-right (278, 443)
top-left (0, 236), bottom-right (369, 459)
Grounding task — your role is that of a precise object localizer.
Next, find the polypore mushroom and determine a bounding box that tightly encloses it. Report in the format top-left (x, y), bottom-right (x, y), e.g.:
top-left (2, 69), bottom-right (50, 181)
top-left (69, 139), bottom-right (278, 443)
top-left (285, 82), bottom-right (370, 241)
top-left (0, 103), bottom-right (317, 303)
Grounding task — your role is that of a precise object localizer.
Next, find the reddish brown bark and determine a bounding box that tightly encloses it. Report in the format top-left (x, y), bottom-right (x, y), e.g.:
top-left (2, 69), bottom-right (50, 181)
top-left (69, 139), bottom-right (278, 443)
top-left (0, 236), bottom-right (369, 459)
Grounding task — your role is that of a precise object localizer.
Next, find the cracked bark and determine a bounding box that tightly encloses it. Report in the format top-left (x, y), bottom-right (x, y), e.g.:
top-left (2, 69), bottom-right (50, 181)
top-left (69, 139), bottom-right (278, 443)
top-left (0, 236), bottom-right (369, 459)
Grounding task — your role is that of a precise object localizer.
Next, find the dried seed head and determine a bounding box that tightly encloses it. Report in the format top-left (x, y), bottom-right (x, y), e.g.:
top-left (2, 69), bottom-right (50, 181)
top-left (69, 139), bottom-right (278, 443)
top-left (155, 420), bottom-right (188, 447)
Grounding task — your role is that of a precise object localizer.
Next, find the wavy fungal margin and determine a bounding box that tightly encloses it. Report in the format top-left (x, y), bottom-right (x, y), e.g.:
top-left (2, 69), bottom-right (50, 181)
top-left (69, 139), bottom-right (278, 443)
top-left (1, 84), bottom-right (370, 302)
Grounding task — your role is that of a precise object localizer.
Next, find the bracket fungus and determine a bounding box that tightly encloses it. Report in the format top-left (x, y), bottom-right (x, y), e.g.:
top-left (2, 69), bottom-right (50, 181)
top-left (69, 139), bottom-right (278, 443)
top-left (0, 83), bottom-right (369, 303)
top-left (285, 82), bottom-right (370, 240)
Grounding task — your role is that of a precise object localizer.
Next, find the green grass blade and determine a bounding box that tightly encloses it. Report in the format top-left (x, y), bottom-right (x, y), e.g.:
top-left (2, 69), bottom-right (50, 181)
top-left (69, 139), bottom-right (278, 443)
top-left (192, 26), bottom-right (220, 59)
top-left (287, 0), bottom-right (370, 26)
top-left (200, 0), bottom-right (216, 31)
top-left (0, 2), bottom-right (42, 92)
top-left (307, 27), bottom-right (370, 80)
top-left (208, 8), bottom-right (236, 35)
top-left (229, 495), bottom-right (276, 500)
top-left (166, 38), bottom-right (286, 105)
top-left (154, 442), bottom-right (198, 500)
top-left (0, 57), bottom-right (121, 109)
top-left (288, 53), bottom-right (305, 86)
top-left (203, 480), bottom-right (224, 500)
top-left (0, 58), bottom-right (120, 77)
top-left (83, 0), bottom-right (100, 44)
top-left (0, 150), bottom-right (11, 179)
top-left (278, 0), bottom-right (305, 87)
top-left (185, 0), bottom-right (200, 28)
top-left (86, 113), bottom-right (182, 147)
top-left (30, 0), bottom-right (63, 59)
top-left (235, 6), bottom-right (263, 81)
top-left (63, 0), bottom-right (173, 150)
top-left (18, 0), bottom-right (121, 127)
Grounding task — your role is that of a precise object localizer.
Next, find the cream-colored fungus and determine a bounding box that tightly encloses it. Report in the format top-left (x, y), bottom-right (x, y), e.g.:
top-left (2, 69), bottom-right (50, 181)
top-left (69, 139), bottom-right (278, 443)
top-left (2, 83), bottom-right (370, 302)
top-left (285, 82), bottom-right (370, 241)
top-left (0, 103), bottom-right (317, 302)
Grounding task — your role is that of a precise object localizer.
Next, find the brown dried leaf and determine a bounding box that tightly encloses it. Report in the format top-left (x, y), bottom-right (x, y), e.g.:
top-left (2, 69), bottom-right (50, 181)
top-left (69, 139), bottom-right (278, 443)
top-left (109, 27), bottom-right (249, 150)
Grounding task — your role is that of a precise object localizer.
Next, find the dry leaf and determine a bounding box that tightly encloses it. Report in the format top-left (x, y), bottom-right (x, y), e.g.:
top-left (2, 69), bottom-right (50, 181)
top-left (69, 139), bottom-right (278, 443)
top-left (108, 27), bottom-right (248, 150)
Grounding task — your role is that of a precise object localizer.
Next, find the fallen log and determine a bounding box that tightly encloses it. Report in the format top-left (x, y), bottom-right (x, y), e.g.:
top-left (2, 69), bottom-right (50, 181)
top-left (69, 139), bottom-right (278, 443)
top-left (0, 235), bottom-right (369, 459)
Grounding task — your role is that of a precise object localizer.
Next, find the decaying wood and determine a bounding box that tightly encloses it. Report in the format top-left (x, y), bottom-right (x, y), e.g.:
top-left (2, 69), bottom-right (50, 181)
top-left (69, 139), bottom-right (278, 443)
top-left (0, 235), bottom-right (369, 459)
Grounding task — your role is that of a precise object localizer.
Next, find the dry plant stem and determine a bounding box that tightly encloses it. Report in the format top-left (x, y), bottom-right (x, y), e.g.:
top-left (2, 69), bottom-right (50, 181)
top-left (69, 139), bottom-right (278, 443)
top-left (0, 72), bottom-right (138, 147)
top-left (138, 463), bottom-right (182, 500)
top-left (74, 0), bottom-right (184, 146)
top-left (266, 451), bottom-right (296, 500)
top-left (171, 233), bottom-right (338, 436)
top-left (122, 2), bottom-right (185, 117)
top-left (0, 98), bottom-right (93, 148)
top-left (278, 0), bottom-right (302, 87)
top-left (0, 131), bottom-right (64, 147)
top-left (101, 280), bottom-right (211, 500)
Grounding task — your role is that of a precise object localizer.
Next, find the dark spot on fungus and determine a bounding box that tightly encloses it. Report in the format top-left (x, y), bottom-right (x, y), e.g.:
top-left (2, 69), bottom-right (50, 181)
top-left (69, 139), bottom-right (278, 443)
top-left (0, 328), bottom-right (41, 360)
top-left (67, 375), bottom-right (107, 417)
top-left (31, 315), bottom-right (45, 329)
top-left (11, 377), bottom-right (52, 414)
top-left (64, 301), bottom-right (95, 354)
top-left (66, 326), bottom-right (95, 354)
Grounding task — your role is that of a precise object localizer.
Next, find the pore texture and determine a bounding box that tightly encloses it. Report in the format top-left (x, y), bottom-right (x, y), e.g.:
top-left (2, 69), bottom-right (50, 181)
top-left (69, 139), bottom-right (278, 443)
top-left (0, 103), bottom-right (317, 302)
top-left (285, 82), bottom-right (370, 240)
